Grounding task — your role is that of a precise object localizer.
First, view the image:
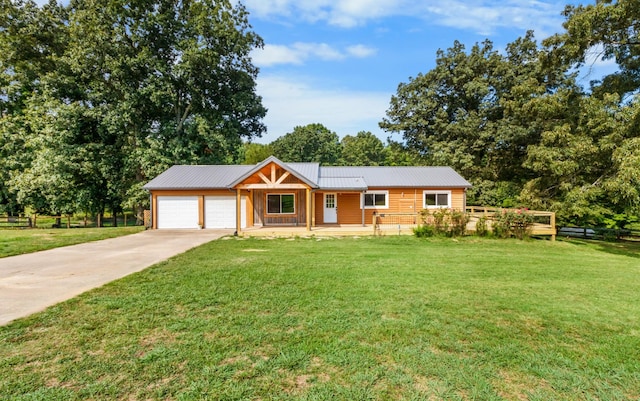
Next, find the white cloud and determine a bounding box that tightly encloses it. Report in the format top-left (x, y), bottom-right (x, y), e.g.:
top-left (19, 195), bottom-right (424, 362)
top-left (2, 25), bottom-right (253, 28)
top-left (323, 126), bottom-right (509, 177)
top-left (252, 42), bottom-right (377, 67)
top-left (254, 74), bottom-right (391, 143)
top-left (244, 0), bottom-right (567, 37)
top-left (346, 44), bottom-right (378, 58)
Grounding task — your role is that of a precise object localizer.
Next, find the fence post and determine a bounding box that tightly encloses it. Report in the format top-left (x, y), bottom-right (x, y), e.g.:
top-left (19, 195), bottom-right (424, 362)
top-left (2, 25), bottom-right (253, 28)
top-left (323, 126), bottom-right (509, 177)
top-left (372, 213), bottom-right (377, 235)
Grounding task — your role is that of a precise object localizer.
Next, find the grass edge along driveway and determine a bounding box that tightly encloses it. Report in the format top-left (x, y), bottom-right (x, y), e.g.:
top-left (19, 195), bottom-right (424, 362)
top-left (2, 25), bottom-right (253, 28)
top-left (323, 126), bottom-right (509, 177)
top-left (1, 236), bottom-right (638, 400)
top-left (0, 226), bottom-right (145, 258)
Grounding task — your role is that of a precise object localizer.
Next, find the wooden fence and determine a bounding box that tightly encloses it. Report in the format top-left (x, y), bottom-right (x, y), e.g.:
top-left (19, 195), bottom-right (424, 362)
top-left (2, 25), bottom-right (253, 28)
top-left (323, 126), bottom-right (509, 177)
top-left (0, 213), bottom-right (145, 229)
top-left (371, 207), bottom-right (557, 240)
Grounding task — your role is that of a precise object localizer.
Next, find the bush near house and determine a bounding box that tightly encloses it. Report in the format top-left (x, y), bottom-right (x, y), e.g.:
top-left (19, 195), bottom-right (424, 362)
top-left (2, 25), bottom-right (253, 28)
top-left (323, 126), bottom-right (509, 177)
top-left (492, 208), bottom-right (535, 240)
top-left (414, 209), bottom-right (470, 237)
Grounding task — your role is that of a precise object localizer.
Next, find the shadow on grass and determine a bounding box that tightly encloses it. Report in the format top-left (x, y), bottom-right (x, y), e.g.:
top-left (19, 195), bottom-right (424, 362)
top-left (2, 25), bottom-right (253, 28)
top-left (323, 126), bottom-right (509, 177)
top-left (562, 237), bottom-right (640, 259)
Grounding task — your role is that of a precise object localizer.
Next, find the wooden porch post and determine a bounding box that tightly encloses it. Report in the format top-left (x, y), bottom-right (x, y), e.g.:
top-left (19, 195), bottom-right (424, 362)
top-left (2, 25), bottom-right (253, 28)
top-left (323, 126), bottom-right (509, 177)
top-left (306, 188), bottom-right (311, 231)
top-left (311, 191), bottom-right (316, 227)
top-left (236, 188), bottom-right (241, 235)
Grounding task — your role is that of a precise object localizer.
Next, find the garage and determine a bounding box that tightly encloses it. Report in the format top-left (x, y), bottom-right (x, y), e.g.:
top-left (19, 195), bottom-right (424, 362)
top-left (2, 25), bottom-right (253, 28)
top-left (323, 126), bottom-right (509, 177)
top-left (205, 196), bottom-right (246, 229)
top-left (156, 196), bottom-right (199, 229)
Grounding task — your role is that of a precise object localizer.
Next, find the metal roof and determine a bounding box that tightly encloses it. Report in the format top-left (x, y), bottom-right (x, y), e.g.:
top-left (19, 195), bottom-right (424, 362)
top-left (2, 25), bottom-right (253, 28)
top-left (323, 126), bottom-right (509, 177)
top-left (317, 176), bottom-right (367, 191)
top-left (143, 165), bottom-right (254, 190)
top-left (319, 166), bottom-right (472, 188)
top-left (143, 160), bottom-right (471, 190)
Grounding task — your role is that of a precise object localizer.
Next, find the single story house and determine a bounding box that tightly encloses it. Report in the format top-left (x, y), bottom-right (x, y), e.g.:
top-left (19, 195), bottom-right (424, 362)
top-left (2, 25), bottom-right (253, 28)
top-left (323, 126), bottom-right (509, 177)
top-left (143, 155), bottom-right (472, 231)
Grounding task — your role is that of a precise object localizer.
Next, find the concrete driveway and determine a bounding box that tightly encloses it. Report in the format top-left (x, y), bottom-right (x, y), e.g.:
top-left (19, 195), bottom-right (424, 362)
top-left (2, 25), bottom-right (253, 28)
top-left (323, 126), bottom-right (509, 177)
top-left (0, 229), bottom-right (231, 326)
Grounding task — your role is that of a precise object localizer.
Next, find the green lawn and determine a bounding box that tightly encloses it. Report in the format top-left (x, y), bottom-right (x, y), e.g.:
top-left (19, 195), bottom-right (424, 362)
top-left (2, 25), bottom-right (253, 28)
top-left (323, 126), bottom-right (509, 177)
top-left (0, 226), bottom-right (145, 258)
top-left (1, 237), bottom-right (638, 400)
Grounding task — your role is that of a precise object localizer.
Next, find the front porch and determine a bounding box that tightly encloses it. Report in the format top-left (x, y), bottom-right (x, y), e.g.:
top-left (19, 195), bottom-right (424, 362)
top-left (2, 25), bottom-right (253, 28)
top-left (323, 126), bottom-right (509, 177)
top-left (240, 224), bottom-right (411, 238)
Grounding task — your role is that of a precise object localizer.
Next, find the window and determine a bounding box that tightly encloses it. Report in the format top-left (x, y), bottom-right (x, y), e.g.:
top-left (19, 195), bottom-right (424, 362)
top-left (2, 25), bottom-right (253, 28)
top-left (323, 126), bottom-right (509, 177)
top-left (362, 191), bottom-right (388, 209)
top-left (423, 190), bottom-right (451, 208)
top-left (267, 194), bottom-right (295, 214)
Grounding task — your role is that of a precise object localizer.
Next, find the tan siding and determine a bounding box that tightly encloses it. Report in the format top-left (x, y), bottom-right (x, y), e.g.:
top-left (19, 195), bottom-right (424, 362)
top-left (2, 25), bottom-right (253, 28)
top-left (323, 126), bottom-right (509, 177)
top-left (337, 193), bottom-right (363, 224)
top-left (328, 187), bottom-right (467, 226)
top-left (314, 192), bottom-right (323, 224)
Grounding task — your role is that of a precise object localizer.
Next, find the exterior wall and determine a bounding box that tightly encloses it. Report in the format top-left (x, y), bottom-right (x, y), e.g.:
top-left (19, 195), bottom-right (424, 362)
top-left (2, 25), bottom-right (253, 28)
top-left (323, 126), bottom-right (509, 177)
top-left (151, 187), bottom-right (467, 228)
top-left (150, 189), bottom-right (250, 229)
top-left (314, 192), bottom-right (323, 225)
top-left (326, 188), bottom-right (467, 226)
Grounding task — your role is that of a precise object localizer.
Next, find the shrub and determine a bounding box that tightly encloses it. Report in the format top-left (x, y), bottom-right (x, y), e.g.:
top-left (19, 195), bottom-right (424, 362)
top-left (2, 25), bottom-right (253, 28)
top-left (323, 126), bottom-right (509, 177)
top-left (475, 216), bottom-right (489, 237)
top-left (493, 209), bottom-right (534, 240)
top-left (450, 210), bottom-right (470, 236)
top-left (413, 224), bottom-right (435, 238)
top-left (416, 209), bottom-right (470, 238)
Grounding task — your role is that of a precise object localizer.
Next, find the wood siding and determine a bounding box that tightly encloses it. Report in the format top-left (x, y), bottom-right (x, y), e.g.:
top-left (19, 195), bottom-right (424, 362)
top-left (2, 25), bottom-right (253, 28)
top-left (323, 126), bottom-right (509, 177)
top-left (151, 187), bottom-right (466, 228)
top-left (254, 189), bottom-right (307, 226)
top-left (315, 188), bottom-right (466, 225)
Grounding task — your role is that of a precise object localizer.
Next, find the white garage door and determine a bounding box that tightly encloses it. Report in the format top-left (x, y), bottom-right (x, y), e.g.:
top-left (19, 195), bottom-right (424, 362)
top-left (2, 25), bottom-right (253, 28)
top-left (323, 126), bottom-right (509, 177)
top-left (205, 196), bottom-right (246, 229)
top-left (156, 196), bottom-right (199, 229)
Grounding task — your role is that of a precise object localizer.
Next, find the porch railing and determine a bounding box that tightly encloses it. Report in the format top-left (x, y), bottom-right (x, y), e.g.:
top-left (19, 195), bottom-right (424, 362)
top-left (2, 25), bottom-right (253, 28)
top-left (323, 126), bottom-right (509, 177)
top-left (371, 207), bottom-right (557, 239)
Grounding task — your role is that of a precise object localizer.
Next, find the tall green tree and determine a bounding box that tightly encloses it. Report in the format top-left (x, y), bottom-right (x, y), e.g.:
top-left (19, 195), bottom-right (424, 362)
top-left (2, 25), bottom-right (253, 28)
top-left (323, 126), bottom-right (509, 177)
top-left (271, 123), bottom-right (341, 164)
top-left (522, 94), bottom-right (640, 226)
top-left (339, 131), bottom-right (385, 166)
top-left (3, 0), bottom-right (266, 221)
top-left (243, 142), bottom-right (272, 164)
top-left (545, 0), bottom-right (640, 98)
top-left (0, 0), bottom-right (68, 214)
top-left (380, 34), bottom-right (577, 204)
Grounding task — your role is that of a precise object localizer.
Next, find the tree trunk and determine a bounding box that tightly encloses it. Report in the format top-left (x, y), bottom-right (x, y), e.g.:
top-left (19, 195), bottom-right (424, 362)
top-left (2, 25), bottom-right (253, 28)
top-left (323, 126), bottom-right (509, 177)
top-left (112, 211), bottom-right (118, 227)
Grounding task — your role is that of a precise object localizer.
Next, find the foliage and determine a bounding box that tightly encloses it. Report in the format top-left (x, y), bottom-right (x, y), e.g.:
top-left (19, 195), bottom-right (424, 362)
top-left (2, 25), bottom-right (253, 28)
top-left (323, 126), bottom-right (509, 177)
top-left (271, 123), bottom-right (341, 164)
top-left (0, 0), bottom-right (266, 219)
top-left (416, 208), bottom-right (470, 237)
top-left (475, 215), bottom-right (489, 237)
top-left (339, 131), bottom-right (385, 166)
top-left (243, 142), bottom-right (273, 164)
top-left (381, 17), bottom-right (640, 226)
top-left (545, 0), bottom-right (640, 98)
top-left (1, 237), bottom-right (639, 399)
top-left (492, 209), bottom-right (535, 240)
top-left (412, 223), bottom-right (435, 238)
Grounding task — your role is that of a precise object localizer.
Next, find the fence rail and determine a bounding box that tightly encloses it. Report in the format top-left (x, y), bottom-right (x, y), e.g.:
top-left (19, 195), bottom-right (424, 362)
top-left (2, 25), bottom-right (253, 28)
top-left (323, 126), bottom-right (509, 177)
top-left (0, 215), bottom-right (32, 228)
top-left (0, 213), bottom-right (144, 229)
top-left (371, 207), bottom-right (557, 239)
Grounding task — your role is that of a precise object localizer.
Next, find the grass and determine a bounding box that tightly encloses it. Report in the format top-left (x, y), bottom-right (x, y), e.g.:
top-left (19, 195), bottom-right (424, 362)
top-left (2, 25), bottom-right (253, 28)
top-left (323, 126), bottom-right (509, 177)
top-left (0, 236), bottom-right (638, 400)
top-left (0, 226), bottom-right (145, 258)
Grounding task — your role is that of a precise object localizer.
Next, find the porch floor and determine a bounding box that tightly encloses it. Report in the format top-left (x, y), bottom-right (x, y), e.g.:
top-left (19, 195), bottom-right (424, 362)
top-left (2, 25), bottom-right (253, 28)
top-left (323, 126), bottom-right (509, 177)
top-left (240, 224), bottom-right (414, 237)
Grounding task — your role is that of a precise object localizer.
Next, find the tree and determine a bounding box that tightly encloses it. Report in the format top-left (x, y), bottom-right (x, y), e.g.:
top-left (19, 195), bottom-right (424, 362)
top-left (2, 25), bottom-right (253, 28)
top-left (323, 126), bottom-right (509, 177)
top-left (521, 94), bottom-right (640, 226)
top-left (340, 131), bottom-right (385, 166)
top-left (271, 123), bottom-right (341, 164)
top-left (2, 0), bottom-right (267, 222)
top-left (243, 142), bottom-right (272, 164)
top-left (544, 0), bottom-right (640, 98)
top-left (380, 34), bottom-right (577, 204)
top-left (0, 0), bottom-right (69, 214)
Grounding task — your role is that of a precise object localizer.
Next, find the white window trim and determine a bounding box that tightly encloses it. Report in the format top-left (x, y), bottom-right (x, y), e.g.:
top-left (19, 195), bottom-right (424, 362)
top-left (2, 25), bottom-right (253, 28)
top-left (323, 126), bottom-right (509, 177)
top-left (361, 190), bottom-right (389, 209)
top-left (267, 193), bottom-right (296, 215)
top-left (423, 190), bottom-right (452, 209)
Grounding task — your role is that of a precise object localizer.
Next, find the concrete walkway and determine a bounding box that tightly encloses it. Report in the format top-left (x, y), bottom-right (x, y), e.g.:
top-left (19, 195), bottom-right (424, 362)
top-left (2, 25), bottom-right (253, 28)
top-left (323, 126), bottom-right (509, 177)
top-left (0, 229), bottom-right (230, 326)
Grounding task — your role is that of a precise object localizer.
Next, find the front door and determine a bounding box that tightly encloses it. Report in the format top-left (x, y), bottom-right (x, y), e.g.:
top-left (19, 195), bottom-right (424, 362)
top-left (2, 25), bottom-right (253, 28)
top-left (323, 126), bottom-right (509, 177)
top-left (324, 193), bottom-right (337, 224)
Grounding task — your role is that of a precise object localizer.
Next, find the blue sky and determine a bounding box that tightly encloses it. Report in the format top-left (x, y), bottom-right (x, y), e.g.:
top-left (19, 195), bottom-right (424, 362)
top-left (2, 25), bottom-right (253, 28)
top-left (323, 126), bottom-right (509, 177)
top-left (243, 0), bottom-right (618, 144)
